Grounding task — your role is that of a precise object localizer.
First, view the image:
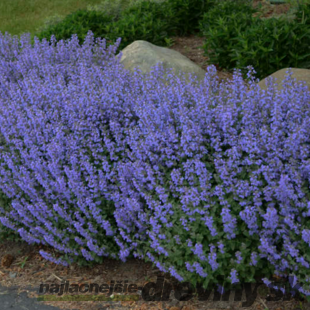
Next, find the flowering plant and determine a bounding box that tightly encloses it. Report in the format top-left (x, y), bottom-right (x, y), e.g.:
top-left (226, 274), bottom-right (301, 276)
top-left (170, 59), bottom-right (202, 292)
top-left (0, 30), bottom-right (310, 299)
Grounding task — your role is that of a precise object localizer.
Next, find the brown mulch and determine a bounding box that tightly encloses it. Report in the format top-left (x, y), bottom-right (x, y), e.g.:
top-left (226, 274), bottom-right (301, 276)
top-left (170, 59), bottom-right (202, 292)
top-left (0, 240), bottom-right (308, 310)
top-left (0, 1), bottom-right (309, 310)
top-left (0, 240), bottom-right (158, 310)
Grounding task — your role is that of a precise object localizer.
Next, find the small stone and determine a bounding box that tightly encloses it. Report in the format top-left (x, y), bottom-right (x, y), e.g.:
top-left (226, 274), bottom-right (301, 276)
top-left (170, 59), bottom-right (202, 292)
top-left (9, 272), bottom-right (16, 279)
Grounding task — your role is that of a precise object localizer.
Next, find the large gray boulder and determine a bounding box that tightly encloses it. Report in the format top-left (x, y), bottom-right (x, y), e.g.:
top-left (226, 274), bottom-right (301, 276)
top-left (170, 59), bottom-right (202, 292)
top-left (114, 40), bottom-right (209, 88)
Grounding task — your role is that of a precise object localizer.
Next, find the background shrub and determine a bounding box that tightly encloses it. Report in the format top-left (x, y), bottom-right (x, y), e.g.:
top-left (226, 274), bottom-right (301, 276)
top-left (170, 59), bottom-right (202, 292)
top-left (86, 0), bottom-right (133, 22)
top-left (86, 0), bottom-right (169, 22)
top-left (294, 2), bottom-right (310, 24)
top-left (100, 0), bottom-right (179, 52)
top-left (101, 0), bottom-right (219, 37)
top-left (199, 0), bottom-right (310, 81)
top-left (0, 31), bottom-right (136, 266)
top-left (199, 8), bottom-right (257, 71)
top-left (34, 9), bottom-right (115, 46)
top-left (152, 0), bottom-right (218, 36)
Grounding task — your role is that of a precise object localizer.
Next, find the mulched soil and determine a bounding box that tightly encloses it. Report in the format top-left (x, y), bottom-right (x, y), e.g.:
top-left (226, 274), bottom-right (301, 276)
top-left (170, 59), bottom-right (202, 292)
top-left (0, 239), bottom-right (308, 310)
top-left (0, 1), bottom-right (309, 309)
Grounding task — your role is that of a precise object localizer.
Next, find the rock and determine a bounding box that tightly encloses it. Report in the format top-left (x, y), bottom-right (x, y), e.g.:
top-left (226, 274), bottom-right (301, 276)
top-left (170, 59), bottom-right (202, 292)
top-left (9, 272), bottom-right (16, 279)
top-left (114, 40), bottom-right (208, 88)
top-left (257, 68), bottom-right (310, 94)
top-left (114, 40), bottom-right (310, 97)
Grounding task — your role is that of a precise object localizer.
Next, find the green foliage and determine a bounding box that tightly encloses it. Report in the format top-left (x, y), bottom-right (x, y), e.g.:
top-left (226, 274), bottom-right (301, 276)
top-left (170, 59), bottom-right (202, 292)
top-left (136, 156), bottom-right (277, 292)
top-left (90, 0), bottom-right (218, 37)
top-left (34, 9), bottom-right (114, 45)
top-left (294, 2), bottom-right (310, 24)
top-left (101, 0), bottom-right (178, 52)
top-left (201, 0), bottom-right (258, 26)
top-left (283, 0), bottom-right (310, 9)
top-left (199, 0), bottom-right (310, 81)
top-left (86, 0), bottom-right (169, 22)
top-left (199, 0), bottom-right (259, 71)
top-left (87, 0), bottom-right (133, 22)
top-left (158, 0), bottom-right (218, 36)
top-left (198, 0), bottom-right (260, 36)
top-left (15, 256), bottom-right (29, 269)
top-left (0, 191), bottom-right (23, 242)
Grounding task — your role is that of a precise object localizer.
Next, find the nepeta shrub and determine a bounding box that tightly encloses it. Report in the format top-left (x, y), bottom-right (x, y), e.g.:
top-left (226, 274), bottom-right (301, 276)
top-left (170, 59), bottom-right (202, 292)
top-left (0, 31), bottom-right (142, 265)
top-left (0, 31), bottom-right (310, 299)
top-left (110, 62), bottom-right (310, 296)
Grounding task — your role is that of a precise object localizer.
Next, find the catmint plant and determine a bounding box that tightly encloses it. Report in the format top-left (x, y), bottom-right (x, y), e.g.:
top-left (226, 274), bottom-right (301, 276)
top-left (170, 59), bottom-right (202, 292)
top-left (0, 30), bottom-right (310, 300)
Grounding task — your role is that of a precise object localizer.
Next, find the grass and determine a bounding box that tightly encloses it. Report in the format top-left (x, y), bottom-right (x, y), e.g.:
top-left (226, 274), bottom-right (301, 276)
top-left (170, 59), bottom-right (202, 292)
top-left (0, 0), bottom-right (105, 39)
top-left (0, 0), bottom-right (168, 42)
